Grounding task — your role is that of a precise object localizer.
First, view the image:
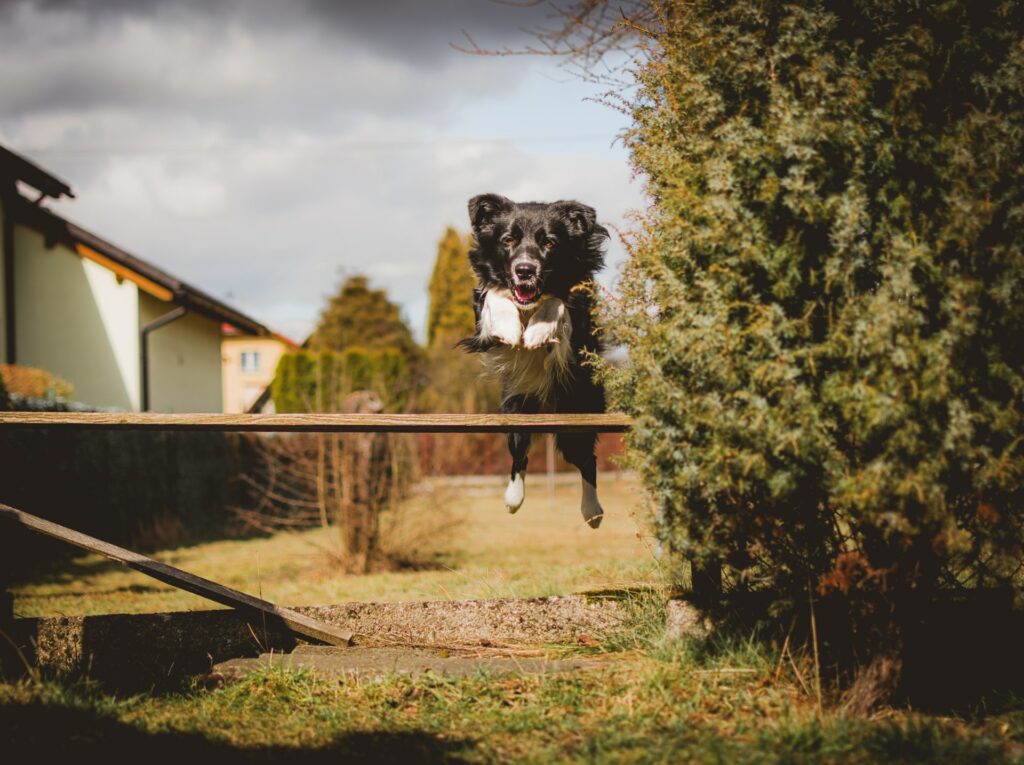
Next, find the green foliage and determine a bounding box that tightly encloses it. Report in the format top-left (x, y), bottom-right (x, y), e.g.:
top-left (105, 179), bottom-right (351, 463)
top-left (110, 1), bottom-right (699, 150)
top-left (292, 274), bottom-right (422, 411)
top-left (272, 348), bottom-right (411, 413)
top-left (309, 275), bottom-right (420, 365)
top-left (604, 0), bottom-right (1024, 635)
top-left (426, 226), bottom-right (477, 349)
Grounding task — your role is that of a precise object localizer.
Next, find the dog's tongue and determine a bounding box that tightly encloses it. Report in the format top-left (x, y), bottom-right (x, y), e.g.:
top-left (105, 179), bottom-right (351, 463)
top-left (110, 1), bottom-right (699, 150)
top-left (514, 285), bottom-right (538, 303)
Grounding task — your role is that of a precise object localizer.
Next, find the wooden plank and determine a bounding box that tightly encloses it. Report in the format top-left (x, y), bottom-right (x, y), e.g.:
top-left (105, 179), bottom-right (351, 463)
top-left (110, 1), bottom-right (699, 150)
top-left (0, 412), bottom-right (633, 434)
top-left (0, 503), bottom-right (353, 647)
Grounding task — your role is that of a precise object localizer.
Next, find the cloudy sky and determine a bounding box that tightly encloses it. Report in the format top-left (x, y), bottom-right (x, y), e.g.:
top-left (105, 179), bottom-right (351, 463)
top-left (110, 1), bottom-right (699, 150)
top-left (0, 0), bottom-right (645, 342)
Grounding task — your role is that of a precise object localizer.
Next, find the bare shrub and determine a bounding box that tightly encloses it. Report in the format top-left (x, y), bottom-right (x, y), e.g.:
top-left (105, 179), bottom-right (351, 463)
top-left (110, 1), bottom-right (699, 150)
top-left (234, 391), bottom-right (432, 574)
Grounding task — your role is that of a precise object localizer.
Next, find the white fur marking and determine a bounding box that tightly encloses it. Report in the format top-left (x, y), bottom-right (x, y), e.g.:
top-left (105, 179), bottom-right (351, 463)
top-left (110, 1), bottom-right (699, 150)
top-left (505, 473), bottom-right (525, 513)
top-left (522, 297), bottom-right (566, 349)
top-left (479, 295), bottom-right (573, 403)
top-left (581, 479), bottom-right (603, 528)
top-left (480, 289), bottom-right (522, 346)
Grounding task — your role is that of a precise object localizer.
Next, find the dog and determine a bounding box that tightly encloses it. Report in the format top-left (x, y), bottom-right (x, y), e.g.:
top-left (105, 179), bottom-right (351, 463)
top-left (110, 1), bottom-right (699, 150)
top-left (458, 193), bottom-right (609, 528)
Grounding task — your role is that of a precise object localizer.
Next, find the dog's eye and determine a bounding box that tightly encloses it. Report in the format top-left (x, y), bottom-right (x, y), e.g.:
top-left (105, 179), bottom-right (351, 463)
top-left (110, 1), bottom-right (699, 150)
top-left (501, 235), bottom-right (517, 247)
top-left (542, 240), bottom-right (555, 252)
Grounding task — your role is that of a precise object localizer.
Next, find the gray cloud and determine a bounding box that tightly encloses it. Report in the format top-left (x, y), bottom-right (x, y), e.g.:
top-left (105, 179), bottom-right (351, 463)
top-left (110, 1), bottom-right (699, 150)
top-left (0, 0), bottom-right (643, 342)
top-left (0, 0), bottom-right (549, 124)
top-left (1, 0), bottom-right (557, 62)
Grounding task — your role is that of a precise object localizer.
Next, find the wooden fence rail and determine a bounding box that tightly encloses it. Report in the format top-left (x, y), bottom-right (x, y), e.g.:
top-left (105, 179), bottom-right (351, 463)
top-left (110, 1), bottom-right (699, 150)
top-left (0, 412), bottom-right (633, 433)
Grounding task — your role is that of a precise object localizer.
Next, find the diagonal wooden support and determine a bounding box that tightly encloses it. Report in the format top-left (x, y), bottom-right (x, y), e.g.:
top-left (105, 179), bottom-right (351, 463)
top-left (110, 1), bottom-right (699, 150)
top-left (0, 503), bottom-right (353, 646)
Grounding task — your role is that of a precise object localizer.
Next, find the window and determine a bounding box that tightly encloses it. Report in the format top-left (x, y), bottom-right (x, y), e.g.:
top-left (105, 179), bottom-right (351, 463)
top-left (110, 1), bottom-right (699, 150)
top-left (240, 351), bottom-right (260, 373)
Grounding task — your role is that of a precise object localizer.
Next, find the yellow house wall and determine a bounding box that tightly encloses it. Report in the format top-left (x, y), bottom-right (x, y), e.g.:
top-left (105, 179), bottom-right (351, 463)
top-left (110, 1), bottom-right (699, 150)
top-left (221, 335), bottom-right (291, 413)
top-left (140, 292), bottom-right (223, 412)
top-left (13, 222), bottom-right (141, 410)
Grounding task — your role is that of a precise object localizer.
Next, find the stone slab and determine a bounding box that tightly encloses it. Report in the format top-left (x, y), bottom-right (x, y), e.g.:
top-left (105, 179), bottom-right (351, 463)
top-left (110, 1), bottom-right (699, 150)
top-left (213, 646), bottom-right (603, 683)
top-left (5, 595), bottom-right (645, 692)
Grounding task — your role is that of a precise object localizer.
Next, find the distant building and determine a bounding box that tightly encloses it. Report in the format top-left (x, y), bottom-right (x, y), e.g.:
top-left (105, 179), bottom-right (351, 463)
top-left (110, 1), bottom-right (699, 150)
top-left (0, 143), bottom-right (279, 412)
top-left (221, 325), bottom-right (298, 413)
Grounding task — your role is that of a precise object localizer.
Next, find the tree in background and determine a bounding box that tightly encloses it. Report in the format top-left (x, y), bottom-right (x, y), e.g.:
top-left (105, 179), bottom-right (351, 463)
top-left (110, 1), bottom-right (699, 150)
top-left (309, 274), bottom-right (420, 366)
top-left (420, 225), bottom-right (497, 415)
top-left (418, 226), bottom-right (503, 472)
top-left (426, 227), bottom-right (477, 349)
top-left (582, 0), bottom-right (1024, 707)
top-left (250, 275), bottom-right (424, 572)
top-left (272, 348), bottom-right (412, 413)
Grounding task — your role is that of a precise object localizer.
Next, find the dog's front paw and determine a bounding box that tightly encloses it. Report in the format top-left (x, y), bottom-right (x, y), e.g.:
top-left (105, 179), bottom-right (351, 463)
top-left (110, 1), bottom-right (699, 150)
top-left (481, 290), bottom-right (523, 346)
top-left (522, 297), bottom-right (567, 350)
top-left (522, 321), bottom-right (559, 349)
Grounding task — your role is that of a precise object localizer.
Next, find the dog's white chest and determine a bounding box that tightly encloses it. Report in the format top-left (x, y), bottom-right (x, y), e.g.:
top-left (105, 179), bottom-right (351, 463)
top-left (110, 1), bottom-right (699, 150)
top-left (478, 290), bottom-right (573, 401)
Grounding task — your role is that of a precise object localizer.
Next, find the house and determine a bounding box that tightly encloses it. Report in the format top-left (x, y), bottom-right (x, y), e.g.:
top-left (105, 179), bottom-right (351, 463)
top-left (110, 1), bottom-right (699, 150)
top-left (0, 143), bottom-right (277, 412)
top-left (221, 324), bottom-right (299, 413)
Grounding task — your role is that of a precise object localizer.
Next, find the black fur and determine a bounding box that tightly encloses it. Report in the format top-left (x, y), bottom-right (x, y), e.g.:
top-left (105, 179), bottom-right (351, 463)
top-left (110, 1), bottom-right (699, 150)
top-left (459, 193), bottom-right (609, 524)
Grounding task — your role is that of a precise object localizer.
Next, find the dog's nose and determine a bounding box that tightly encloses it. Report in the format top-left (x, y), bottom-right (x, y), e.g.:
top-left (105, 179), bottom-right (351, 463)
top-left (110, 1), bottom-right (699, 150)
top-left (514, 263), bottom-right (537, 280)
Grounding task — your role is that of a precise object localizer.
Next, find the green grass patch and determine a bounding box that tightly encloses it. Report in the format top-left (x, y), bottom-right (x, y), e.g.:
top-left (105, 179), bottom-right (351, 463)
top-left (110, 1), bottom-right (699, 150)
top-left (3, 643), bottom-right (1022, 762)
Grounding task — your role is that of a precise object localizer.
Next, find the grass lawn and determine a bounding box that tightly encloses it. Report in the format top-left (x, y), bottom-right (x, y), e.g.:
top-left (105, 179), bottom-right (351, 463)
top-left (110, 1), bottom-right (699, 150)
top-left (11, 472), bottom-right (659, 618)
top-left (4, 473), bottom-right (1023, 762)
top-left (3, 634), bottom-right (1022, 762)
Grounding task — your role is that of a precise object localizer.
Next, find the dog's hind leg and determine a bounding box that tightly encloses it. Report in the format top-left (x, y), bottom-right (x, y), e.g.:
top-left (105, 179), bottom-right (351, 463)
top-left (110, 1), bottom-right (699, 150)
top-left (557, 432), bottom-right (604, 529)
top-left (501, 394), bottom-right (537, 513)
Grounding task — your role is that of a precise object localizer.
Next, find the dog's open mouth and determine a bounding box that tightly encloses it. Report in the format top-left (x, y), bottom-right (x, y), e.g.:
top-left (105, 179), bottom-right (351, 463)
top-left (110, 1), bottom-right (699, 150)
top-left (512, 284), bottom-right (540, 305)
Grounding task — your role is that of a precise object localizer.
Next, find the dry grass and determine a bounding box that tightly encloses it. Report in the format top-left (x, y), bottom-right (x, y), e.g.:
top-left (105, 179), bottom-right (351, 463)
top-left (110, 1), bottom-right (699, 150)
top-left (12, 472), bottom-right (659, 617)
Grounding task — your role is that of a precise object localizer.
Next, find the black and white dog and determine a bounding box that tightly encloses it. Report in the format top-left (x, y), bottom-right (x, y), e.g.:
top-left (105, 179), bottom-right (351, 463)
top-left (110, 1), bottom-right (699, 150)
top-left (459, 193), bottom-right (608, 528)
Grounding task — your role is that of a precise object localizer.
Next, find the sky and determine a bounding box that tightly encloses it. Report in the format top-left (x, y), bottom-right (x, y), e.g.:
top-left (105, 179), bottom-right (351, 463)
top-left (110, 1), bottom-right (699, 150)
top-left (0, 0), bottom-right (646, 343)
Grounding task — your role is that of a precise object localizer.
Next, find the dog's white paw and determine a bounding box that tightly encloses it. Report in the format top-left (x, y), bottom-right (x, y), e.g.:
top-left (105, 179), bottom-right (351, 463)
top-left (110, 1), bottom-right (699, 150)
top-left (522, 319), bottom-right (560, 349)
top-left (504, 473), bottom-right (525, 513)
top-left (481, 290), bottom-right (522, 346)
top-left (581, 480), bottom-right (604, 529)
top-left (522, 297), bottom-right (567, 349)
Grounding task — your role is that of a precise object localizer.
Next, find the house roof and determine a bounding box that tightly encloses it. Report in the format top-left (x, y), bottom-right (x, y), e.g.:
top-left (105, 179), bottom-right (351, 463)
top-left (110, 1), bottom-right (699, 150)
top-left (1, 144), bottom-right (274, 337)
top-left (222, 322), bottom-right (300, 349)
top-left (0, 144), bottom-right (74, 201)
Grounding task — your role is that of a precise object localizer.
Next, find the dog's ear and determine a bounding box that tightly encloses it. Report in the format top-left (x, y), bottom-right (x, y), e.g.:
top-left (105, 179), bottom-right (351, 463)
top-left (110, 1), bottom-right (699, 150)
top-left (468, 194), bottom-right (513, 234)
top-left (553, 201), bottom-right (598, 238)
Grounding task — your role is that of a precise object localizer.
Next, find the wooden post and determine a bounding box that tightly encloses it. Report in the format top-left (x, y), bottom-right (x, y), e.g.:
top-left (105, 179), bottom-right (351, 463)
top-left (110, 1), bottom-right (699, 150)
top-left (546, 434), bottom-right (556, 507)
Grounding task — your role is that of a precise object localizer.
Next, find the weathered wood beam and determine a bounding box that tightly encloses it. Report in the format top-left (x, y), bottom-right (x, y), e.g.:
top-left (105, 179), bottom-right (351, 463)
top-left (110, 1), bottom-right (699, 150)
top-left (0, 412), bottom-right (633, 434)
top-left (0, 504), bottom-right (353, 647)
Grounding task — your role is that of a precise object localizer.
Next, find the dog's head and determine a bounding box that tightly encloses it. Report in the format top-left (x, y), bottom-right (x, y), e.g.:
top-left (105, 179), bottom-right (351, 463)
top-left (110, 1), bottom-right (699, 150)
top-left (467, 193), bottom-right (608, 306)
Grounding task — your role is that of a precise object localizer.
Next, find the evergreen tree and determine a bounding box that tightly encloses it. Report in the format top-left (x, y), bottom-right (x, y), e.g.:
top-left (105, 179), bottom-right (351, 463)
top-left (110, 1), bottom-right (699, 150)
top-left (426, 227), bottom-right (477, 349)
top-left (419, 226), bottom-right (500, 420)
top-left (310, 275), bottom-right (419, 364)
top-left (597, 0), bottom-right (1024, 703)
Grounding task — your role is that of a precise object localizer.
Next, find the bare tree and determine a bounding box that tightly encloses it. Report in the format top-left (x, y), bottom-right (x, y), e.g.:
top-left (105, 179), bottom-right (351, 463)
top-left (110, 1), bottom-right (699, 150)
top-left (454, 1), bottom-right (654, 83)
